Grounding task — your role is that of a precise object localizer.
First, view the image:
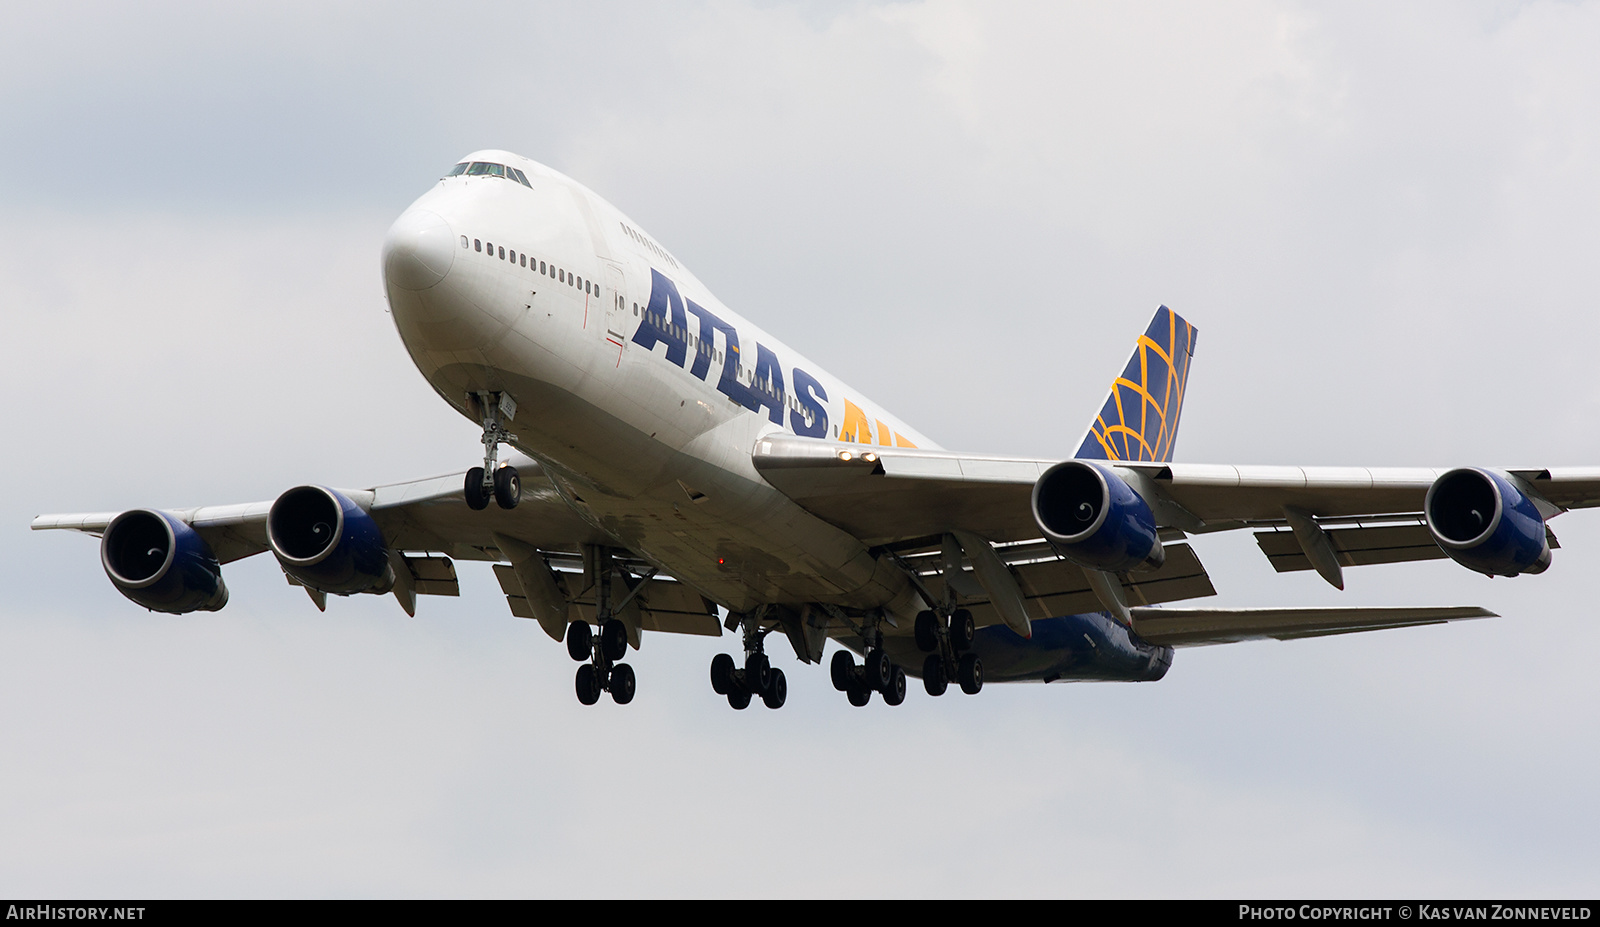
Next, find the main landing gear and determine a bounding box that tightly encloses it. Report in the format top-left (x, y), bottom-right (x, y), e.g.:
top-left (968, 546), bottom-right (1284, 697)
top-left (565, 546), bottom-right (637, 705)
top-left (464, 391), bottom-right (521, 510)
top-left (914, 607), bottom-right (983, 697)
top-left (709, 614), bottom-right (787, 710)
top-left (566, 617), bottom-right (636, 705)
top-left (829, 617), bottom-right (908, 707)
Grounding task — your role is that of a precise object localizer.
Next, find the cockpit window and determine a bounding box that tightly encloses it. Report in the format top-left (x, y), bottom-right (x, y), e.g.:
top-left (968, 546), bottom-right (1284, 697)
top-left (510, 167), bottom-right (533, 188)
top-left (446, 162), bottom-right (469, 177)
top-left (466, 162), bottom-right (506, 178)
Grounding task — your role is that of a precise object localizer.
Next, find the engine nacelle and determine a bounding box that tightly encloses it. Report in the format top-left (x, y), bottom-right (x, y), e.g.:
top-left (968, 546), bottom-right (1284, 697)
top-left (1425, 468), bottom-right (1551, 576)
top-left (100, 509), bottom-right (229, 613)
top-left (267, 485), bottom-right (394, 595)
top-left (1031, 461), bottom-right (1165, 572)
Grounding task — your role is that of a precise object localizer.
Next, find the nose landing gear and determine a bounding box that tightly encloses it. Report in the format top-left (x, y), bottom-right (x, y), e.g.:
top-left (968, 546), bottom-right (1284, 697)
top-left (464, 391), bottom-right (521, 510)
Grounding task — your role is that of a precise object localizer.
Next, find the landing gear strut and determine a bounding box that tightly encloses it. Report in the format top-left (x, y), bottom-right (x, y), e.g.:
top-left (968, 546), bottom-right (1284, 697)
top-left (464, 391), bottom-right (521, 510)
top-left (829, 614), bottom-right (907, 707)
top-left (709, 613), bottom-right (787, 710)
top-left (915, 607), bottom-right (983, 696)
top-left (565, 546), bottom-right (636, 705)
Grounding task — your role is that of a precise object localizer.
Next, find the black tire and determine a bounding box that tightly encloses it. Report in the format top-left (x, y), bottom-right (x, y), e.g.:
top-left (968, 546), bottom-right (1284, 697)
top-left (846, 685), bottom-right (871, 707)
top-left (745, 652), bottom-right (771, 695)
top-left (865, 649), bottom-right (892, 692)
top-left (601, 619), bottom-right (628, 661)
top-left (950, 608), bottom-right (975, 652)
top-left (728, 689), bottom-right (752, 710)
top-left (710, 653), bottom-right (735, 695)
top-left (493, 465), bottom-right (521, 509)
top-left (566, 622), bottom-right (592, 661)
top-left (830, 650), bottom-right (855, 692)
top-left (464, 467), bottom-right (490, 510)
top-left (575, 664), bottom-right (601, 705)
top-left (762, 669), bottom-right (787, 709)
top-left (923, 654), bottom-right (948, 697)
top-left (914, 610), bottom-right (939, 652)
top-left (610, 663), bottom-right (636, 705)
top-left (958, 652), bottom-right (983, 695)
top-left (882, 665), bottom-right (906, 706)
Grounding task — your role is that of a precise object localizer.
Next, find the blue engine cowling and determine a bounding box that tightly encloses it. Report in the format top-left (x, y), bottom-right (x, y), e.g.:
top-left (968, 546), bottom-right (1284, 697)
top-left (1031, 461), bottom-right (1165, 572)
top-left (100, 509), bottom-right (229, 613)
top-left (1424, 468), bottom-right (1551, 576)
top-left (267, 485), bottom-right (395, 594)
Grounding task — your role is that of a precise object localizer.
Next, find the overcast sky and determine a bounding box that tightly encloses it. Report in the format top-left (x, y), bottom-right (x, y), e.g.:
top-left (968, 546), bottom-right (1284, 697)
top-left (4, 0), bottom-right (1600, 898)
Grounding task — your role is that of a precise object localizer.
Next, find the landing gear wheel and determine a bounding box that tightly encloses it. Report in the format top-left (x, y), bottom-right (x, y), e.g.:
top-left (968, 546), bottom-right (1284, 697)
top-left (575, 663), bottom-right (601, 705)
top-left (958, 652), bottom-right (983, 695)
top-left (464, 467), bottom-right (490, 510)
top-left (601, 619), bottom-right (628, 661)
top-left (493, 466), bottom-right (521, 509)
top-left (846, 685), bottom-right (872, 707)
top-left (728, 689), bottom-right (752, 710)
top-left (923, 654), bottom-right (948, 697)
top-left (882, 665), bottom-right (907, 706)
top-left (864, 649), bottom-right (892, 692)
top-left (745, 652), bottom-right (772, 695)
top-left (949, 608), bottom-right (975, 652)
top-left (761, 669), bottom-right (787, 709)
top-left (710, 653), bottom-right (736, 695)
top-left (914, 610), bottom-right (939, 652)
top-left (610, 663), bottom-right (636, 704)
top-left (830, 650), bottom-right (855, 692)
top-left (566, 622), bottom-right (592, 661)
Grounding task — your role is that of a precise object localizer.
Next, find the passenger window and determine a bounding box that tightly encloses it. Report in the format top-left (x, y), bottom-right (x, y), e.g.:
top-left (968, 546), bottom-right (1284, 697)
top-left (520, 254), bottom-right (526, 267)
top-left (460, 235), bottom-right (469, 249)
top-left (540, 261), bottom-right (546, 274)
top-left (474, 239), bottom-right (481, 252)
top-left (498, 246), bottom-right (505, 259)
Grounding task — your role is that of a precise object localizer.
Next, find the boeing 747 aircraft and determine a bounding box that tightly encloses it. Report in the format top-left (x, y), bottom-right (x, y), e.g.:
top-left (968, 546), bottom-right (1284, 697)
top-left (34, 151), bottom-right (1600, 709)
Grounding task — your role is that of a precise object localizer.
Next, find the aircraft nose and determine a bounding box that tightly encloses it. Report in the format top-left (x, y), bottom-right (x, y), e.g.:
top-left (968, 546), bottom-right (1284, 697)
top-left (382, 209), bottom-right (456, 291)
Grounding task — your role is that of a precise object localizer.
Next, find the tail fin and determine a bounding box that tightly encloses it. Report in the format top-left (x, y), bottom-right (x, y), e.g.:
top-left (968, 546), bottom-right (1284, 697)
top-left (1076, 305), bottom-right (1197, 463)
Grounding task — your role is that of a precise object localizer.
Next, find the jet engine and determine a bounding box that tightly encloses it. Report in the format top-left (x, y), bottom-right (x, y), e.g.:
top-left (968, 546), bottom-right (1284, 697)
top-left (100, 509), bottom-right (229, 613)
top-left (1031, 461), bottom-right (1165, 572)
top-left (1425, 468), bottom-right (1551, 576)
top-left (267, 486), bottom-right (395, 594)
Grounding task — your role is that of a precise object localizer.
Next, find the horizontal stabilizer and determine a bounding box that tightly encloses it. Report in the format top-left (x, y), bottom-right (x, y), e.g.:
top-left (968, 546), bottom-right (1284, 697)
top-left (1130, 605), bottom-right (1495, 648)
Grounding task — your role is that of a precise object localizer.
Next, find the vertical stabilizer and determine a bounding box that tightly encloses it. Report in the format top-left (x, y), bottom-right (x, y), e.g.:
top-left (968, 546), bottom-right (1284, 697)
top-left (1076, 306), bottom-right (1197, 463)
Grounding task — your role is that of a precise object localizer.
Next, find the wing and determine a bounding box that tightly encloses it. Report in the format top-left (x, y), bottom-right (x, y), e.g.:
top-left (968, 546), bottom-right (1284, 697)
top-left (32, 453), bottom-right (719, 638)
top-left (753, 433), bottom-right (1584, 638)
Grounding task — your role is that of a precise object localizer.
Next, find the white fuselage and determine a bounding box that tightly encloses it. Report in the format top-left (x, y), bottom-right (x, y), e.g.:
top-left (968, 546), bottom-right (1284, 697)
top-left (382, 150), bottom-right (932, 615)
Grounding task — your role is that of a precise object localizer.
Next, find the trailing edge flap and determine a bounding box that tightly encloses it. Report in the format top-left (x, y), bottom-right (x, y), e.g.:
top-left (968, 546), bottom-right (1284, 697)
top-left (1255, 522), bottom-right (1560, 574)
top-left (1129, 605), bottom-right (1496, 648)
top-left (951, 543), bottom-right (1216, 631)
top-left (493, 563), bottom-right (721, 637)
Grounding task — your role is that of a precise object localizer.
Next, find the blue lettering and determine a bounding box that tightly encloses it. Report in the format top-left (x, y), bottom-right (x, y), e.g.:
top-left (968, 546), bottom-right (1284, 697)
top-left (791, 367), bottom-right (828, 437)
top-left (751, 343), bottom-right (786, 425)
top-left (631, 269), bottom-right (688, 366)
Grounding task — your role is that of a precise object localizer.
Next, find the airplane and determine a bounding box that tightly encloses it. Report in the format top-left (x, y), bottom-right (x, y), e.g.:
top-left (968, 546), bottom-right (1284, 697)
top-left (33, 149), bottom-right (1600, 710)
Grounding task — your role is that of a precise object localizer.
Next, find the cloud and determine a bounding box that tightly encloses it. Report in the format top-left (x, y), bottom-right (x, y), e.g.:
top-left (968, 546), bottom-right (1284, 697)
top-left (4, 0), bottom-right (1600, 896)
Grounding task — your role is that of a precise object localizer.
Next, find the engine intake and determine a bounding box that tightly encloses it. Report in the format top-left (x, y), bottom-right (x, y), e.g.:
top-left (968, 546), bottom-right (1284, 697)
top-left (267, 485), bottom-right (394, 595)
top-left (1425, 468), bottom-right (1550, 576)
top-left (1032, 461), bottom-right (1164, 572)
top-left (100, 509), bottom-right (228, 613)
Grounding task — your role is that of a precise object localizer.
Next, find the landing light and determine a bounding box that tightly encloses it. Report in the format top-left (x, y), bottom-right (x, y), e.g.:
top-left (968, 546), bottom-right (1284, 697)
top-left (838, 450), bottom-right (853, 462)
